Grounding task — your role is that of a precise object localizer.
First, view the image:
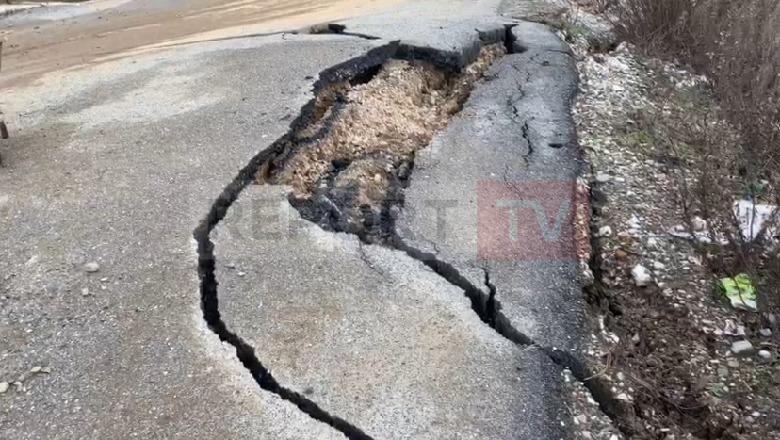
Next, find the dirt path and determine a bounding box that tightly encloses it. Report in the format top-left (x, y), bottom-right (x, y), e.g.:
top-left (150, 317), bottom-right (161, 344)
top-left (0, 0), bottom-right (405, 88)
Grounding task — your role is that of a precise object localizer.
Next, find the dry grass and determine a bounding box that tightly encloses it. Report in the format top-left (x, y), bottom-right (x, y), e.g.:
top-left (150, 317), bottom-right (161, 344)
top-left (603, 0), bottom-right (780, 312)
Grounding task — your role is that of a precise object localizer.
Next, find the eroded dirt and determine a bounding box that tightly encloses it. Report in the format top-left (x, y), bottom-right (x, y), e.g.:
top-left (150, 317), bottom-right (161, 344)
top-left (261, 44), bottom-right (505, 239)
top-left (0, 0), bottom-right (406, 87)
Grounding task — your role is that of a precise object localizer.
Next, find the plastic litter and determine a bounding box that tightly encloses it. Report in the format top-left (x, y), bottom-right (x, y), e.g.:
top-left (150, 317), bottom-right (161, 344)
top-left (718, 273), bottom-right (757, 311)
top-left (734, 200), bottom-right (777, 242)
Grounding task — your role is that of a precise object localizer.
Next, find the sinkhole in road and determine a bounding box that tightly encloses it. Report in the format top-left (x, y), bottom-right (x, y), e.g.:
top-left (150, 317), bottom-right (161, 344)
top-left (194, 41), bottom-right (509, 440)
top-left (257, 44), bottom-right (506, 241)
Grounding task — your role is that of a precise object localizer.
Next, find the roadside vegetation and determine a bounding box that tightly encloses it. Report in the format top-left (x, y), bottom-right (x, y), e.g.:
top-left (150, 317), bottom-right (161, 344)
top-left (600, 0), bottom-right (780, 314)
top-left (544, 0), bottom-right (780, 438)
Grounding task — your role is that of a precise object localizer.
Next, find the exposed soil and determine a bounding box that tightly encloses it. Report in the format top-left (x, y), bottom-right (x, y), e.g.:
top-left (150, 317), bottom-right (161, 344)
top-left (0, 0), bottom-right (405, 87)
top-left (260, 44), bottom-right (505, 240)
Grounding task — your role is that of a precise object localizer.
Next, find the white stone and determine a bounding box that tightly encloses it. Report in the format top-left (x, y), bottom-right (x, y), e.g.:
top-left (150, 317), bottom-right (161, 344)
top-left (758, 350), bottom-right (772, 360)
top-left (0, 382), bottom-right (8, 394)
top-left (759, 328), bottom-right (772, 337)
top-left (692, 216), bottom-right (707, 232)
top-left (647, 237), bottom-right (659, 248)
top-left (595, 172), bottom-right (611, 183)
top-left (83, 262), bottom-right (100, 273)
top-left (631, 264), bottom-right (652, 287)
top-left (598, 226), bottom-right (612, 237)
top-left (730, 340), bottom-right (754, 355)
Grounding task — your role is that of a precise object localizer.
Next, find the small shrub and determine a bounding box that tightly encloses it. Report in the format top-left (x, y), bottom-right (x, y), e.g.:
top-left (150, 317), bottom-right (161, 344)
top-left (604, 0), bottom-right (780, 315)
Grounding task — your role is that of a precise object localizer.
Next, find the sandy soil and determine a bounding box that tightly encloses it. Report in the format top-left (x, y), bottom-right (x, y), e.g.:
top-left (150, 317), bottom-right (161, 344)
top-left (0, 0), bottom-right (406, 87)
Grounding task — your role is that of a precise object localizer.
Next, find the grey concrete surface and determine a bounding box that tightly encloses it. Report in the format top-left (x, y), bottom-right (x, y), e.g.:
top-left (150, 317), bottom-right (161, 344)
top-left (214, 185), bottom-right (572, 440)
top-left (333, 0), bottom-right (509, 67)
top-left (1, 1), bottom-right (590, 438)
top-left (0, 34), bottom-right (378, 439)
top-left (397, 21), bottom-right (587, 352)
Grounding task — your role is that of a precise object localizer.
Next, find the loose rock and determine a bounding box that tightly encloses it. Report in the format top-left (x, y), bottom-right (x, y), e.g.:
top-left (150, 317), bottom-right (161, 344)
top-left (0, 382), bottom-right (8, 394)
top-left (730, 340), bottom-right (754, 355)
top-left (691, 216), bottom-right (707, 232)
top-left (631, 264), bottom-right (652, 287)
top-left (83, 262), bottom-right (100, 273)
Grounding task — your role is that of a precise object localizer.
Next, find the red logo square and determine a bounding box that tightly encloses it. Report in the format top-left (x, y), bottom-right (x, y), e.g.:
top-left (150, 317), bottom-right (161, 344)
top-left (478, 180), bottom-right (577, 262)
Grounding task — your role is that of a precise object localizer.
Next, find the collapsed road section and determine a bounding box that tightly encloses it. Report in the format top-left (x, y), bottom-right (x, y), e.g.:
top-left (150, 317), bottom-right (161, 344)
top-left (195, 21), bottom-right (618, 439)
top-left (263, 43), bottom-right (505, 240)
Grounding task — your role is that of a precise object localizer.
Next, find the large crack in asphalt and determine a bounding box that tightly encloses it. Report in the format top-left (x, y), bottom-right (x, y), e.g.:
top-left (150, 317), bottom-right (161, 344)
top-left (194, 42), bottom-right (398, 440)
top-left (387, 233), bottom-right (625, 433)
top-left (195, 28), bottom-right (625, 438)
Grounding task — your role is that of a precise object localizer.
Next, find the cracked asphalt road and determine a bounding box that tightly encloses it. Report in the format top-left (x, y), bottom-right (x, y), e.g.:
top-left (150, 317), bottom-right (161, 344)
top-left (0, 0), bottom-right (592, 438)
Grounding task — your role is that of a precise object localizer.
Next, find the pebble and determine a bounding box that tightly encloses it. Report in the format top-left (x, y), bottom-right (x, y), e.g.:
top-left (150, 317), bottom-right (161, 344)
top-left (759, 328), bottom-right (772, 337)
top-left (237, 271), bottom-right (246, 277)
top-left (631, 264), bottom-right (652, 287)
top-left (691, 216), bottom-right (707, 232)
top-left (595, 172), bottom-right (611, 183)
top-left (647, 237), bottom-right (659, 248)
top-left (628, 215), bottom-right (641, 229)
top-left (30, 366), bottom-right (42, 374)
top-left (727, 359), bottom-right (740, 368)
top-left (598, 226), bottom-right (612, 237)
top-left (758, 350), bottom-right (772, 360)
top-left (81, 288), bottom-right (91, 297)
top-left (0, 382), bottom-right (8, 394)
top-left (731, 340), bottom-right (754, 355)
top-left (83, 262), bottom-right (100, 273)
top-left (615, 249), bottom-right (628, 260)
top-left (652, 261), bottom-right (666, 270)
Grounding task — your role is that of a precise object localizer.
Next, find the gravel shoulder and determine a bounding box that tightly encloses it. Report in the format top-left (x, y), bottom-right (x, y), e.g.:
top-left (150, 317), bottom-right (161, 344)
top-left (568, 13), bottom-right (780, 439)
